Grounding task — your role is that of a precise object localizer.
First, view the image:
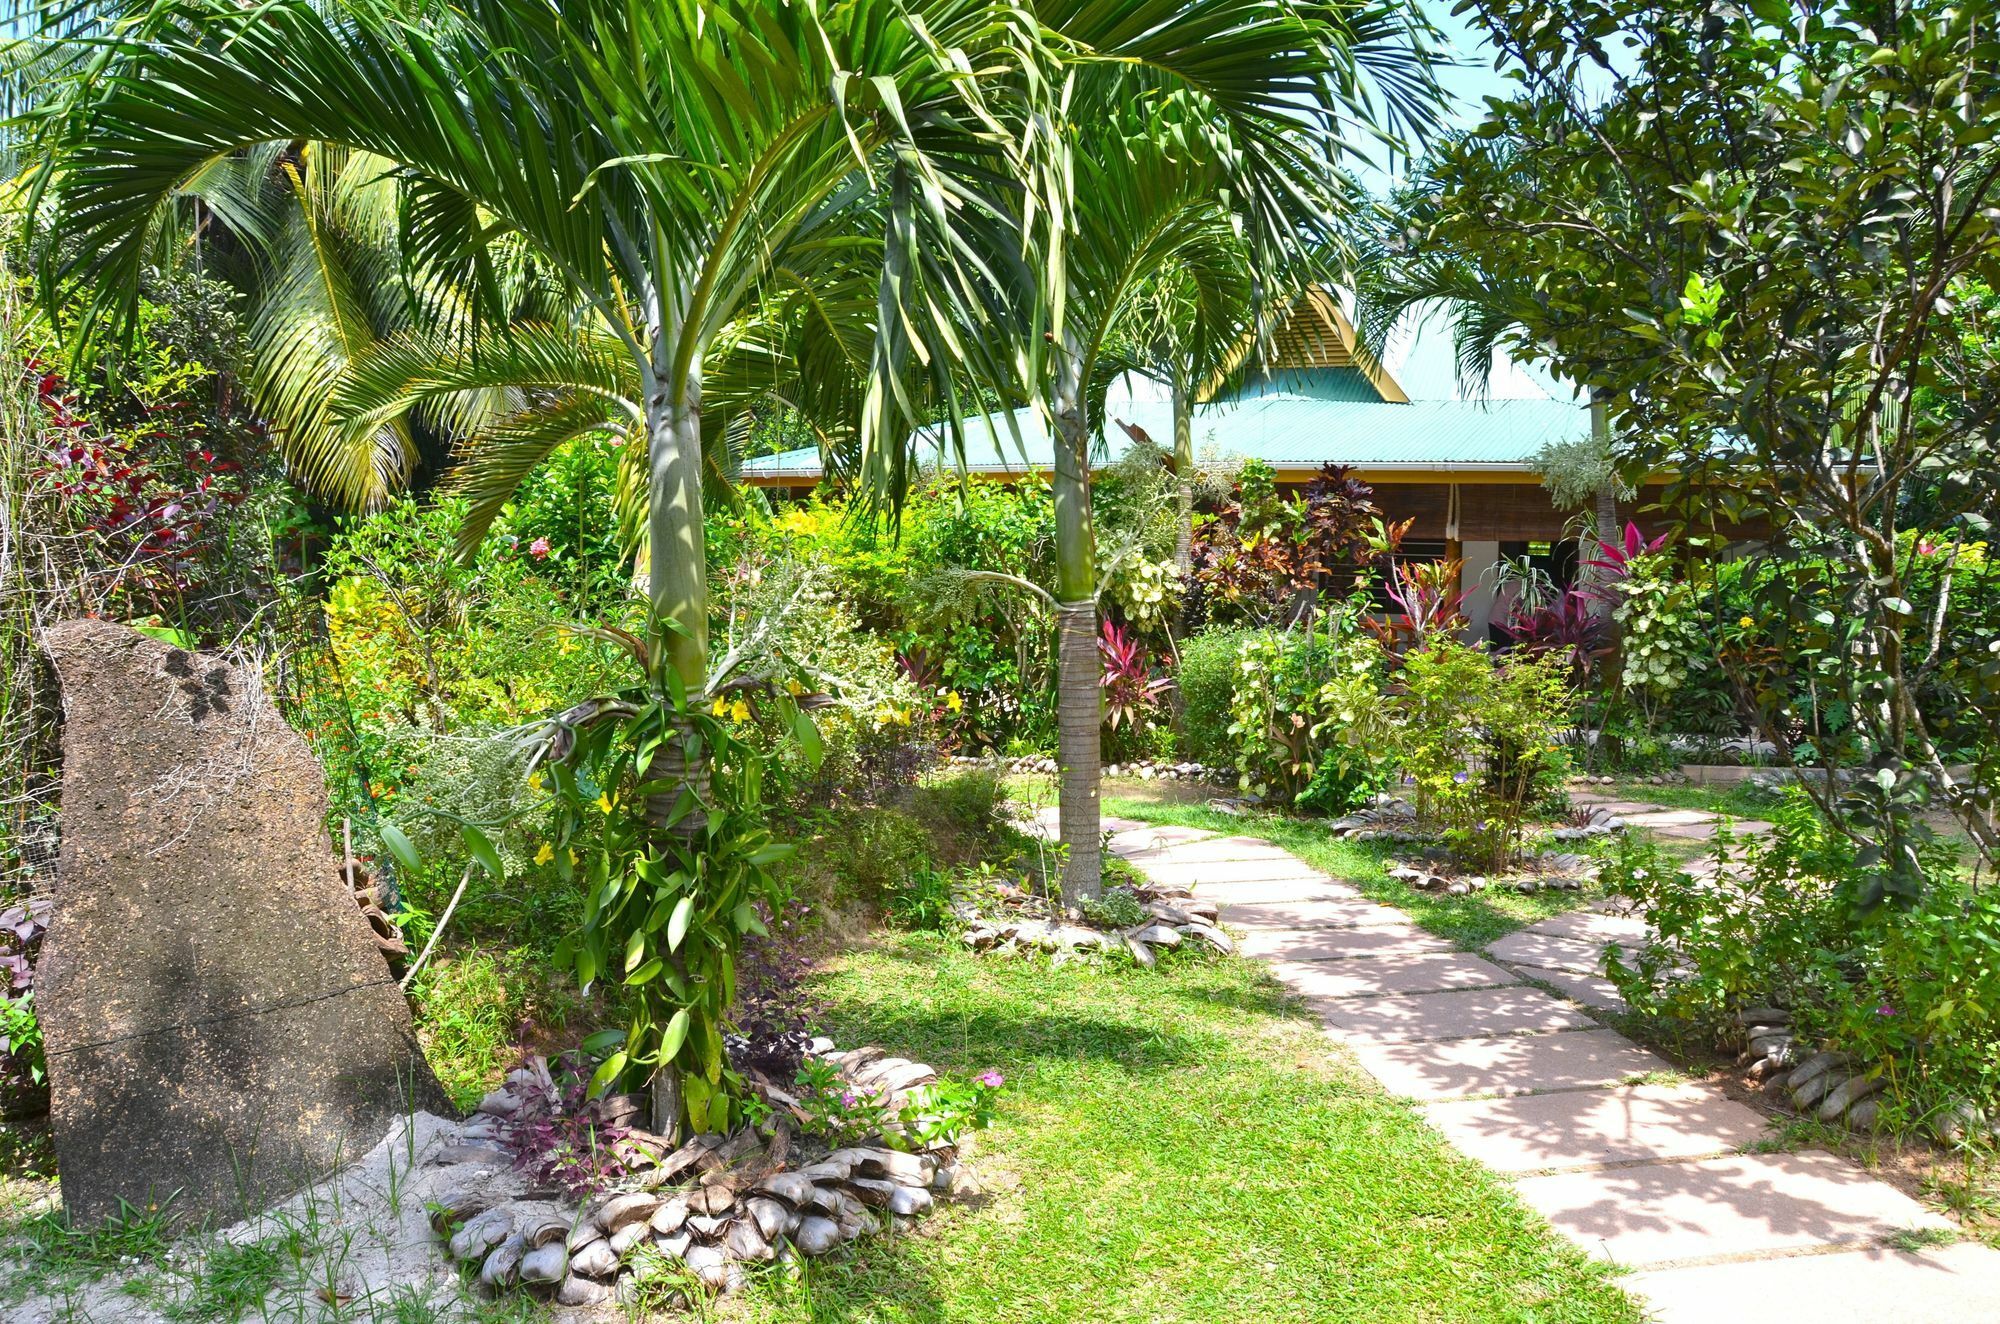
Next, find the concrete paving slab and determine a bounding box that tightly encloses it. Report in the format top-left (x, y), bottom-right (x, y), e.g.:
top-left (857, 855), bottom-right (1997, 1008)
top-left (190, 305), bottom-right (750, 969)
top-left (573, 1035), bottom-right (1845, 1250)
top-left (1653, 818), bottom-right (1773, 840)
top-left (1342, 1028), bottom-right (1672, 1100)
top-left (1487, 929), bottom-right (1616, 976)
top-left (1420, 1084), bottom-right (1770, 1174)
top-left (1185, 877), bottom-right (1367, 906)
top-left (1625, 1241), bottom-right (2000, 1323)
top-left (1118, 835), bottom-right (1301, 865)
top-left (1517, 965), bottom-right (1630, 1015)
top-left (1236, 925), bottom-right (1453, 962)
top-left (1529, 909), bottom-right (1655, 948)
top-left (1135, 858), bottom-right (1345, 888)
top-left (1215, 896), bottom-right (1410, 931)
top-left (1107, 825), bottom-right (1212, 855)
top-left (1616, 809), bottom-right (1724, 828)
top-left (1512, 1151), bottom-right (1954, 1268)
top-left (1316, 985), bottom-right (1596, 1043)
top-left (1270, 953), bottom-right (1520, 1000)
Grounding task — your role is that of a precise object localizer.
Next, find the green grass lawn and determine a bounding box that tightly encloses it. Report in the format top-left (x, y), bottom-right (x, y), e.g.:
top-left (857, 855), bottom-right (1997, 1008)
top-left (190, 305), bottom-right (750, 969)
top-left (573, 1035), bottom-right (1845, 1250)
top-left (733, 934), bottom-right (1641, 1324)
top-left (1592, 778), bottom-right (1777, 820)
top-left (1096, 793), bottom-right (1589, 950)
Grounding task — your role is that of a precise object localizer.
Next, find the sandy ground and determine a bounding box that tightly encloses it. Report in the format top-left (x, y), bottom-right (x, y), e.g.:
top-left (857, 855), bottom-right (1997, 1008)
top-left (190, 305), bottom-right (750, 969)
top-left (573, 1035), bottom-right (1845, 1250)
top-left (4, 1112), bottom-right (563, 1324)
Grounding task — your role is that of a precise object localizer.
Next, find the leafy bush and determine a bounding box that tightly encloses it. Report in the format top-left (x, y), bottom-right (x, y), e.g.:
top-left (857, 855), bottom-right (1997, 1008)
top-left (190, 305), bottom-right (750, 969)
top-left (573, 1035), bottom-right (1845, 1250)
top-left (1387, 641), bottom-right (1572, 870)
top-left (1603, 788), bottom-right (2000, 1131)
top-left (1223, 604), bottom-right (1383, 804)
top-left (882, 866), bottom-right (957, 932)
top-left (0, 898), bottom-right (50, 1103)
top-left (1079, 885), bottom-right (1147, 930)
top-left (1175, 626), bottom-right (1253, 766)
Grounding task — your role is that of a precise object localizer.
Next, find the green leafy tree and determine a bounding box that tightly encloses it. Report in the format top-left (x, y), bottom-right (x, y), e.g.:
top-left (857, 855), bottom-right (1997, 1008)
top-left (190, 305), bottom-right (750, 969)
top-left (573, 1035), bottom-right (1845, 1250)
top-left (1385, 0), bottom-right (2000, 898)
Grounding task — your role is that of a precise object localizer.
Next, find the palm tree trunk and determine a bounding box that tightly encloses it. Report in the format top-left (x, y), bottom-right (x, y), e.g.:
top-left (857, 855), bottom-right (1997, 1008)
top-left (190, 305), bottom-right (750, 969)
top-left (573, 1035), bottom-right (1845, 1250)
top-left (1583, 391), bottom-right (1616, 617)
top-left (1050, 343), bottom-right (1102, 904)
top-left (1172, 369), bottom-right (1194, 575)
top-left (643, 368), bottom-right (710, 1139)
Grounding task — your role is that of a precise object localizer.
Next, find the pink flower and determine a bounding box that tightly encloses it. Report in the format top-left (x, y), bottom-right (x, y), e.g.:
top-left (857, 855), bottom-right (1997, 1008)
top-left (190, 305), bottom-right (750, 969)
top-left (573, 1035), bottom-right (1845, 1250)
top-left (1876, 1004), bottom-right (1896, 1017)
top-left (528, 537), bottom-right (552, 559)
top-left (976, 1070), bottom-right (1004, 1089)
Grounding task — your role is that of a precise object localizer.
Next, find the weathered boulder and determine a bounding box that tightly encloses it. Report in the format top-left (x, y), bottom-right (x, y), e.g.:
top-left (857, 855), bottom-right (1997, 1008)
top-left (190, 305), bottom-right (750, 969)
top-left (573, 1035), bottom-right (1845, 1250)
top-left (38, 619), bottom-right (443, 1227)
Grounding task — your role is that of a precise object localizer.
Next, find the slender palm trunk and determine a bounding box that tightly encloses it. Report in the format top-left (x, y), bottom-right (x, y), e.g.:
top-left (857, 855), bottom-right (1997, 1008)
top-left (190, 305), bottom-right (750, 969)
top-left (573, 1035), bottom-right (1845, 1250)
top-left (1050, 342), bottom-right (1102, 903)
top-left (642, 367), bottom-right (709, 1138)
top-left (1583, 391), bottom-right (1616, 615)
top-left (1172, 369), bottom-right (1194, 575)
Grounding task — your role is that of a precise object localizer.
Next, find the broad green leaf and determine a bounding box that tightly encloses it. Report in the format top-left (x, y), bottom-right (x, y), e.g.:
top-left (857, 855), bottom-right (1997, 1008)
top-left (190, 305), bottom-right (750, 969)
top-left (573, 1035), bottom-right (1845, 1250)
top-left (378, 821), bottom-right (421, 874)
top-left (667, 894), bottom-right (695, 952)
top-left (579, 1028), bottom-right (625, 1055)
top-left (658, 1008), bottom-right (690, 1062)
top-left (586, 1050), bottom-right (627, 1099)
top-left (461, 824), bottom-right (505, 880)
top-left (625, 957), bottom-right (664, 985)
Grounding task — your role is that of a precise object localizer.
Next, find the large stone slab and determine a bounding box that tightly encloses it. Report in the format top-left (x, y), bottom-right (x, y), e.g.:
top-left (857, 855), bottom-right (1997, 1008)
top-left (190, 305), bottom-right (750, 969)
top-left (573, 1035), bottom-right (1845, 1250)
top-left (1528, 909), bottom-right (1655, 948)
top-left (1512, 1151), bottom-right (1953, 1268)
top-left (1214, 896), bottom-right (1410, 931)
top-left (1420, 1084), bottom-right (1769, 1174)
top-left (1235, 925), bottom-right (1453, 962)
top-left (1185, 877), bottom-right (1365, 906)
top-left (39, 620), bottom-right (443, 1227)
top-left (1341, 1028), bottom-right (1672, 1100)
top-left (1132, 859), bottom-right (1339, 889)
top-left (1118, 834), bottom-right (1301, 865)
top-left (1316, 986), bottom-right (1596, 1043)
top-left (1515, 965), bottom-right (1630, 1015)
top-left (1626, 1242), bottom-right (2000, 1323)
top-left (1270, 952), bottom-right (1519, 999)
top-left (1486, 930), bottom-right (1616, 976)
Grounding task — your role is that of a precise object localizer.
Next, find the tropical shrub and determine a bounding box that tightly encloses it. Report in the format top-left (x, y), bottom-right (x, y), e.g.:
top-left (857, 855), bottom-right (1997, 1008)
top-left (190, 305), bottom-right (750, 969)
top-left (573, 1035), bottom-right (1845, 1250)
top-left (1099, 621), bottom-right (1173, 760)
top-left (531, 624), bottom-right (822, 1133)
top-left (0, 897), bottom-right (49, 1105)
top-left (1387, 641), bottom-right (1572, 870)
top-left (1193, 460), bottom-right (1402, 627)
top-left (1224, 602), bottom-right (1380, 804)
top-left (1175, 626), bottom-right (1254, 766)
top-left (1604, 789), bottom-right (2000, 1133)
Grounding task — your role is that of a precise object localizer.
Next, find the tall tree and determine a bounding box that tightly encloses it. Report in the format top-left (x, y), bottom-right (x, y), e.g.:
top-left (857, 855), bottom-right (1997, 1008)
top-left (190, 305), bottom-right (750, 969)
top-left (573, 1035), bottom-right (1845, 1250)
top-left (991, 12), bottom-right (1444, 902)
top-left (1384, 0), bottom-right (2000, 897)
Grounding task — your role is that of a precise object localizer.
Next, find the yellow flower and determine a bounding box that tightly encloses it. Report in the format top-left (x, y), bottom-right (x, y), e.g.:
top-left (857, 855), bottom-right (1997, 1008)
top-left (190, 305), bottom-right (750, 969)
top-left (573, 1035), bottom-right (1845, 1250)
top-left (528, 770), bottom-right (544, 791)
top-left (567, 848), bottom-right (578, 866)
top-left (729, 699), bottom-right (751, 723)
top-left (893, 706), bottom-right (911, 726)
top-left (534, 842), bottom-right (555, 866)
top-left (711, 696), bottom-right (729, 717)
top-left (596, 792), bottom-right (614, 814)
top-left (785, 677), bottom-right (803, 696)
top-left (1738, 615), bottom-right (1755, 630)
top-left (944, 690), bottom-right (963, 713)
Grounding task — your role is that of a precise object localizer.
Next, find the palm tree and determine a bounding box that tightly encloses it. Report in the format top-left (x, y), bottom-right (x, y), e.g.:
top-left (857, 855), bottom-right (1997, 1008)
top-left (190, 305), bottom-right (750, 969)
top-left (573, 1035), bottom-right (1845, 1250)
top-left (1012, 30), bottom-right (1444, 901)
top-left (30, 0), bottom-right (1027, 690)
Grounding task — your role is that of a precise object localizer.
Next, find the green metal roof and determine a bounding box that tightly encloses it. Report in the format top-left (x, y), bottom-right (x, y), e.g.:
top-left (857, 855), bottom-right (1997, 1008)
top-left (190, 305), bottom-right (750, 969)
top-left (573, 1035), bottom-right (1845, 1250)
top-left (741, 369), bottom-right (1590, 481)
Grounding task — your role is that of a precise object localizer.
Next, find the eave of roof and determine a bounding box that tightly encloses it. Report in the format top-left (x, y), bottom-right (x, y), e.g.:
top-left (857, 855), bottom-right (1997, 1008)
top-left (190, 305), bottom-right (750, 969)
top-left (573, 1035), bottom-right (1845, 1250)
top-left (739, 391), bottom-right (1592, 484)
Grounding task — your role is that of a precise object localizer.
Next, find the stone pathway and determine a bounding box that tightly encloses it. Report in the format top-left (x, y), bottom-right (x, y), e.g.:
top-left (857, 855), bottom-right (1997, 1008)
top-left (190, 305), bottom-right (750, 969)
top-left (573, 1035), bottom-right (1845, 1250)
top-left (1104, 823), bottom-right (2000, 1323)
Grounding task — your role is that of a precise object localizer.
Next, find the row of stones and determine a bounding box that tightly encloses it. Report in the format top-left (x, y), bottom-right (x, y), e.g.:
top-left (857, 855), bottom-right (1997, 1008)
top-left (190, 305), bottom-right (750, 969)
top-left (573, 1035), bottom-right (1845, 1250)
top-left (441, 1143), bottom-right (950, 1305)
top-left (1742, 1009), bottom-right (2000, 1144)
top-left (1387, 851), bottom-right (1598, 897)
top-left (439, 1045), bottom-right (960, 1305)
